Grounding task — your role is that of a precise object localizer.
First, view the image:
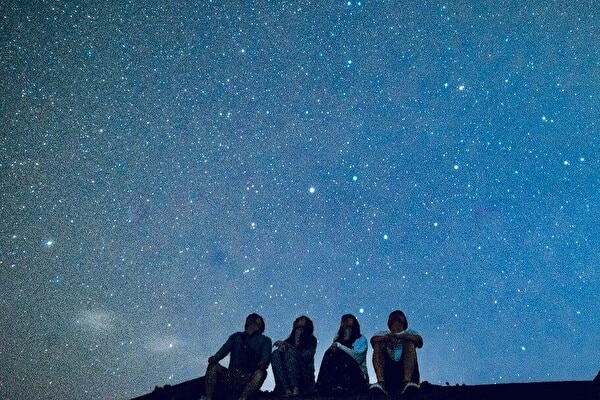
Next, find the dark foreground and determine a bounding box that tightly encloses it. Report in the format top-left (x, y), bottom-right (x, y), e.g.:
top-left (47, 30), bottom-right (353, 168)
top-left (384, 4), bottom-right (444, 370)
top-left (132, 375), bottom-right (600, 400)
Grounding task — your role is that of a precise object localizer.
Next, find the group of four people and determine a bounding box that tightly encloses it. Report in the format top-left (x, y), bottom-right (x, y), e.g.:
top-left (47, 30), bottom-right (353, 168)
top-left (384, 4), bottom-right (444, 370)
top-left (204, 310), bottom-right (422, 400)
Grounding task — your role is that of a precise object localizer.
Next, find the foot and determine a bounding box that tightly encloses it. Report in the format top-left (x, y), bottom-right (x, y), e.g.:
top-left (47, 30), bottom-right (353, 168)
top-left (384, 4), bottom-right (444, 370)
top-left (400, 381), bottom-right (420, 397)
top-left (369, 381), bottom-right (388, 395)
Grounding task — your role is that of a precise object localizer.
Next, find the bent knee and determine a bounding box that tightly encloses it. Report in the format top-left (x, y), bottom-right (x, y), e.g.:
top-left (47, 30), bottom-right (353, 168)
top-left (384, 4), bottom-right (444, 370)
top-left (372, 342), bottom-right (387, 353)
top-left (252, 369), bottom-right (267, 381)
top-left (207, 363), bottom-right (223, 374)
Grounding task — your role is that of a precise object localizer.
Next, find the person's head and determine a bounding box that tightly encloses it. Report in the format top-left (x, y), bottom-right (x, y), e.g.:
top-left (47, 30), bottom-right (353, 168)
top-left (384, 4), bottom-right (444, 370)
top-left (286, 315), bottom-right (315, 349)
top-left (387, 310), bottom-right (408, 332)
top-left (245, 313), bottom-right (265, 334)
top-left (341, 314), bottom-right (357, 327)
top-left (336, 314), bottom-right (361, 346)
top-left (293, 315), bottom-right (314, 336)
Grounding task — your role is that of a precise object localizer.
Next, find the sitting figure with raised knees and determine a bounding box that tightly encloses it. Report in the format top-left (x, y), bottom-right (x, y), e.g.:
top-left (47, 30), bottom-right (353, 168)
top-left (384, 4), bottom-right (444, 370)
top-left (315, 314), bottom-right (369, 395)
top-left (271, 315), bottom-right (317, 396)
top-left (204, 313), bottom-right (272, 400)
top-left (369, 310), bottom-right (423, 396)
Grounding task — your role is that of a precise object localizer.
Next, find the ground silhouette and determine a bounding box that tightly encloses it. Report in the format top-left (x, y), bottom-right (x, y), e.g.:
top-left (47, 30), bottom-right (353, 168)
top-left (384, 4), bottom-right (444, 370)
top-left (131, 372), bottom-right (600, 400)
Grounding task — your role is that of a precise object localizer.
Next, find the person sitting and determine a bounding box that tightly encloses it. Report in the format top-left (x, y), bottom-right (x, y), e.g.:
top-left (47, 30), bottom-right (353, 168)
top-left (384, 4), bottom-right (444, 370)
top-left (315, 314), bottom-right (369, 395)
top-left (271, 316), bottom-right (318, 396)
top-left (204, 313), bottom-right (272, 400)
top-left (369, 310), bottom-right (423, 396)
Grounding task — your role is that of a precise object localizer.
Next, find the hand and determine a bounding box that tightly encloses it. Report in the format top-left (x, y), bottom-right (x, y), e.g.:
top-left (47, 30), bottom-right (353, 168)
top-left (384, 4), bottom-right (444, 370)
top-left (257, 361), bottom-right (269, 370)
top-left (387, 333), bottom-right (401, 345)
top-left (275, 341), bottom-right (287, 351)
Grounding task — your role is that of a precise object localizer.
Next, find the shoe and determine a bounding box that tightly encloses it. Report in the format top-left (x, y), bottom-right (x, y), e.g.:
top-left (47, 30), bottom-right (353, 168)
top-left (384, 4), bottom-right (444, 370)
top-left (369, 382), bottom-right (388, 396)
top-left (401, 381), bottom-right (420, 397)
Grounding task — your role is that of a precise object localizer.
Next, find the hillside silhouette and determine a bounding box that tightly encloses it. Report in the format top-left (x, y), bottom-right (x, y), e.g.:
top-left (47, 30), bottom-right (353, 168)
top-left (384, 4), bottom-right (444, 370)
top-left (132, 372), bottom-right (600, 400)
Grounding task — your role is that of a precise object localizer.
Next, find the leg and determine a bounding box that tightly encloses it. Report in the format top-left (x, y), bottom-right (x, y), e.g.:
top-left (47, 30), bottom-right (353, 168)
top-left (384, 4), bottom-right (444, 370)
top-left (282, 347), bottom-right (301, 393)
top-left (315, 349), bottom-right (337, 395)
top-left (297, 356), bottom-right (315, 395)
top-left (239, 369), bottom-right (267, 400)
top-left (318, 349), bottom-right (366, 394)
top-left (271, 349), bottom-right (289, 393)
top-left (205, 363), bottom-right (227, 400)
top-left (400, 341), bottom-right (418, 383)
top-left (372, 342), bottom-right (387, 385)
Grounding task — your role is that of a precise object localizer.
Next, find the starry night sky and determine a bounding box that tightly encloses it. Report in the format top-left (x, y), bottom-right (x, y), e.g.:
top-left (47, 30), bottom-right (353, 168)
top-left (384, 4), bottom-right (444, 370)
top-left (1, 1), bottom-right (599, 399)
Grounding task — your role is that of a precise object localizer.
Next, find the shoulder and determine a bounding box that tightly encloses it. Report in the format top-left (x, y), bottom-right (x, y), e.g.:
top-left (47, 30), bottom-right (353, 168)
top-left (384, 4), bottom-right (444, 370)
top-left (259, 333), bottom-right (272, 344)
top-left (405, 329), bottom-right (420, 336)
top-left (354, 335), bottom-right (368, 344)
top-left (225, 332), bottom-right (244, 344)
top-left (352, 335), bottom-right (368, 352)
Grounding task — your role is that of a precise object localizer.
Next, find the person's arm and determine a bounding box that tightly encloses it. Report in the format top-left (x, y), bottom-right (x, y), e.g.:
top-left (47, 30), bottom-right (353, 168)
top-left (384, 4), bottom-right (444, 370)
top-left (328, 335), bottom-right (339, 351)
top-left (209, 334), bottom-right (234, 364)
top-left (396, 330), bottom-right (423, 348)
top-left (370, 330), bottom-right (392, 346)
top-left (274, 340), bottom-right (288, 350)
top-left (257, 336), bottom-right (272, 370)
top-left (298, 338), bottom-right (317, 365)
top-left (336, 335), bottom-right (367, 362)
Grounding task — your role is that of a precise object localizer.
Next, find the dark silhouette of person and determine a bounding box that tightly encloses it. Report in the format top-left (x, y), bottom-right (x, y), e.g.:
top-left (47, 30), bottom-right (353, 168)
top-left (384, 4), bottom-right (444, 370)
top-left (369, 310), bottom-right (423, 396)
top-left (315, 314), bottom-right (369, 395)
top-left (271, 316), bottom-right (318, 396)
top-left (204, 313), bottom-right (272, 400)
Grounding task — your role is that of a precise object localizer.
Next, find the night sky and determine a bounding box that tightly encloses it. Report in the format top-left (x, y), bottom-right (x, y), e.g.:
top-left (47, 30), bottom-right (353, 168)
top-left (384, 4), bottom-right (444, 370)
top-left (1, 1), bottom-right (599, 399)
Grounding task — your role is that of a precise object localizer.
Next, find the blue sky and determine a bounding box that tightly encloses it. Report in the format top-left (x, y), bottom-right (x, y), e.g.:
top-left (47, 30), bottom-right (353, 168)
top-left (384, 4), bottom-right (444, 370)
top-left (1, 1), bottom-right (599, 398)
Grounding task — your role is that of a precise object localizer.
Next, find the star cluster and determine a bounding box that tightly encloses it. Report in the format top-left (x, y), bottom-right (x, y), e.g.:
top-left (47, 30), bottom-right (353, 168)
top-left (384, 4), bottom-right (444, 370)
top-left (1, 1), bottom-right (599, 399)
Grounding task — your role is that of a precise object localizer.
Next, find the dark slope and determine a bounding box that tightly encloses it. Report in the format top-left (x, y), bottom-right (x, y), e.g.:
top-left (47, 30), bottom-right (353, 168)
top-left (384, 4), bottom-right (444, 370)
top-left (132, 375), bottom-right (599, 400)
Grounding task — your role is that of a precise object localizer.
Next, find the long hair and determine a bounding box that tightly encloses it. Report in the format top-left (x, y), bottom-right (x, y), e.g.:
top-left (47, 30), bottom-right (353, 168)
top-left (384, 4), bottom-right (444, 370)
top-left (335, 314), bottom-right (361, 348)
top-left (285, 315), bottom-right (317, 351)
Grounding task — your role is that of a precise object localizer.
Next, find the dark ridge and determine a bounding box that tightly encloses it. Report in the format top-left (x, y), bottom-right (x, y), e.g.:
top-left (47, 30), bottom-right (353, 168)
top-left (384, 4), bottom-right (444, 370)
top-left (132, 373), bottom-right (600, 400)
